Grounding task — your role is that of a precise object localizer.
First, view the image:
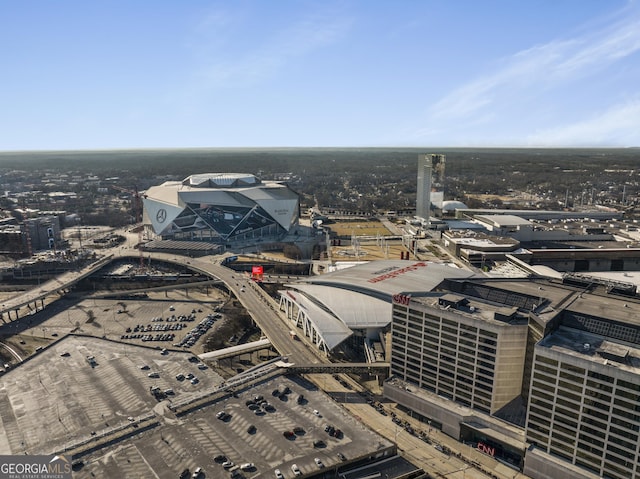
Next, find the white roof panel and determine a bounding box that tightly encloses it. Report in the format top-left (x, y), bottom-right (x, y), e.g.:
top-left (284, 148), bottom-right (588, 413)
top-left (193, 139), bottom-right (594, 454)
top-left (281, 290), bottom-right (353, 350)
top-left (476, 215), bottom-right (532, 227)
top-left (299, 260), bottom-right (475, 297)
top-left (288, 284), bottom-right (390, 329)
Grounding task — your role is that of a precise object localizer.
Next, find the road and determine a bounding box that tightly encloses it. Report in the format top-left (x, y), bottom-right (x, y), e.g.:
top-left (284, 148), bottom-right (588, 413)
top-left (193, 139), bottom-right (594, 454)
top-left (0, 341), bottom-right (22, 362)
top-left (177, 256), bottom-right (325, 366)
top-left (0, 244), bottom-right (528, 478)
top-left (0, 243), bottom-right (324, 367)
top-left (315, 373), bottom-right (527, 479)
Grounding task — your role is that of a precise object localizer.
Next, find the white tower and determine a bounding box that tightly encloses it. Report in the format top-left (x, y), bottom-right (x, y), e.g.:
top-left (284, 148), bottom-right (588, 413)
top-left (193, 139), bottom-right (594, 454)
top-left (416, 153), bottom-right (446, 225)
top-left (416, 154), bottom-right (432, 221)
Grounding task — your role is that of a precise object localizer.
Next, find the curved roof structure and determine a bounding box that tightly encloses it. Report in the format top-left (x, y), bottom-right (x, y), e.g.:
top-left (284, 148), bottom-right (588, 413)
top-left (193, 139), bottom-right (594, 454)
top-left (290, 283), bottom-right (390, 330)
top-left (443, 200), bottom-right (468, 211)
top-left (143, 173), bottom-right (299, 243)
top-left (279, 260), bottom-right (475, 353)
top-left (184, 173), bottom-right (259, 188)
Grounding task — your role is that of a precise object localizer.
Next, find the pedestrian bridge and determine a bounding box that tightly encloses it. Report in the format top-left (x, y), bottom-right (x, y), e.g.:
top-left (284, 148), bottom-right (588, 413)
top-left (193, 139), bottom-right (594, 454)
top-left (198, 338), bottom-right (272, 361)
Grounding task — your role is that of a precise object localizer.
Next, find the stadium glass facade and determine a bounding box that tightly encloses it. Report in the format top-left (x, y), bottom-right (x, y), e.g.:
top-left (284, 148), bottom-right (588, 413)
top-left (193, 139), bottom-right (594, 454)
top-left (143, 173), bottom-right (299, 244)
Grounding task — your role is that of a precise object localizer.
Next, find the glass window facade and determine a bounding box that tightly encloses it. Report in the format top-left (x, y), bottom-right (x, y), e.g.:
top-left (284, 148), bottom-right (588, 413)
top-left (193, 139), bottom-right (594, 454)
top-left (527, 350), bottom-right (640, 479)
top-left (391, 303), bottom-right (500, 414)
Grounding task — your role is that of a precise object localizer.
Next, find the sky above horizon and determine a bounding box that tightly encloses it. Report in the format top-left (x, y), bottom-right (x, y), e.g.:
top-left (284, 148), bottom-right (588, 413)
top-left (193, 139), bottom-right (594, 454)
top-left (2, 1), bottom-right (640, 150)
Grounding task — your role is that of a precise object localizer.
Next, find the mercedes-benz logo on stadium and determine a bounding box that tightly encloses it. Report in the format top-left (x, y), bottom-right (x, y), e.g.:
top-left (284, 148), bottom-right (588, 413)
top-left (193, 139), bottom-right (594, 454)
top-left (156, 208), bottom-right (167, 223)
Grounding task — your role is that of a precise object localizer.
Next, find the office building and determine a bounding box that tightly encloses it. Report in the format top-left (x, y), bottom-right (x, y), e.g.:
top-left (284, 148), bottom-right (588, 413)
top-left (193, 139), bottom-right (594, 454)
top-left (386, 274), bottom-right (640, 478)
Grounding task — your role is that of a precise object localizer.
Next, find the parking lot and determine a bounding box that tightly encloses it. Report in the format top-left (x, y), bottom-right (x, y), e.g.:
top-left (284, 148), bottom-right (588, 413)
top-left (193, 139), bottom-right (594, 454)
top-left (0, 335), bottom-right (225, 457)
top-left (69, 372), bottom-right (394, 478)
top-left (1, 287), bottom-right (235, 357)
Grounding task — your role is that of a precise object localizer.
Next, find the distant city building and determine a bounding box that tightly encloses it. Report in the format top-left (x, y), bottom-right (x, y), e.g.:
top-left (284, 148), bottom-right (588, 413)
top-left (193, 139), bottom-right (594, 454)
top-left (441, 200), bottom-right (468, 214)
top-left (385, 274), bottom-right (640, 479)
top-left (416, 153), bottom-right (446, 224)
top-left (0, 215), bottom-right (61, 254)
top-left (142, 173), bottom-right (299, 245)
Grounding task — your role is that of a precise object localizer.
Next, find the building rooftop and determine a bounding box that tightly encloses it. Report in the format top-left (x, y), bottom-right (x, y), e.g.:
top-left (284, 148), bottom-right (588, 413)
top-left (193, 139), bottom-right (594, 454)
top-left (565, 287), bottom-right (640, 328)
top-left (183, 172), bottom-right (260, 188)
top-left (413, 293), bottom-right (529, 326)
top-left (0, 335), bottom-right (393, 478)
top-left (298, 260), bottom-right (475, 298)
top-left (539, 326), bottom-right (640, 375)
top-left (475, 215), bottom-right (533, 227)
top-left (444, 231), bottom-right (520, 247)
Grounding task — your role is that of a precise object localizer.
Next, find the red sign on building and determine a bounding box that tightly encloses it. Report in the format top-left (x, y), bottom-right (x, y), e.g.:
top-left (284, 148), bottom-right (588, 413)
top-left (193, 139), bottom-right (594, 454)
top-left (392, 293), bottom-right (411, 306)
top-left (251, 265), bottom-right (264, 282)
top-left (477, 442), bottom-right (496, 457)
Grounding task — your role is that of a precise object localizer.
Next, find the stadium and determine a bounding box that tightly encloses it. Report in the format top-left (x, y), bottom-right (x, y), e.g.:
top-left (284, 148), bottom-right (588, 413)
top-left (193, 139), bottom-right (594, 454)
top-left (279, 260), bottom-right (474, 357)
top-left (142, 173), bottom-right (299, 246)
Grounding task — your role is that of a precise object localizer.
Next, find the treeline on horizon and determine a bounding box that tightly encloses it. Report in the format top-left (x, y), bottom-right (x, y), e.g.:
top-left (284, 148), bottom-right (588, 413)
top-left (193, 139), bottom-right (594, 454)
top-left (0, 147), bottom-right (638, 180)
top-left (0, 147), bottom-right (637, 223)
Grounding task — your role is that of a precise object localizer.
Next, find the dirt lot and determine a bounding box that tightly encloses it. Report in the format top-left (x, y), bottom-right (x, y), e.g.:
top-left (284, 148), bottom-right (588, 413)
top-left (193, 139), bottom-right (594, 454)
top-left (332, 239), bottom-right (412, 261)
top-left (327, 219), bottom-right (394, 237)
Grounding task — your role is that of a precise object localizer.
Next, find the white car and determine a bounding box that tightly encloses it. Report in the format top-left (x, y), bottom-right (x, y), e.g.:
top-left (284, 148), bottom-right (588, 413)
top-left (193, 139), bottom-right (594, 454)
top-left (274, 469), bottom-right (284, 479)
top-left (314, 457), bottom-right (324, 468)
top-left (291, 464), bottom-right (302, 476)
top-left (240, 463), bottom-right (254, 471)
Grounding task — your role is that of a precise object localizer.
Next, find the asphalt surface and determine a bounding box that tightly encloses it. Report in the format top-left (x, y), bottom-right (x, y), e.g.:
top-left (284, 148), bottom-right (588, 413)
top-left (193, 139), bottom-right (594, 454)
top-left (0, 239), bottom-right (531, 479)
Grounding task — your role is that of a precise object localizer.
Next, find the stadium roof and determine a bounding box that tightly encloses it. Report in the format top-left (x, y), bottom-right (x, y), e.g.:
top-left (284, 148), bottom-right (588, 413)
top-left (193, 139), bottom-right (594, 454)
top-left (143, 173), bottom-right (299, 238)
top-left (296, 260), bottom-right (475, 298)
top-left (280, 261), bottom-right (475, 352)
top-left (280, 289), bottom-right (354, 350)
top-left (288, 283), bottom-right (390, 329)
top-left (183, 173), bottom-right (259, 188)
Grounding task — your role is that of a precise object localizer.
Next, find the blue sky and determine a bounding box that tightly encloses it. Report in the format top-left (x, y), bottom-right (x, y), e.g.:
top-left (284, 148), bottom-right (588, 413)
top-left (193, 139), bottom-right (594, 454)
top-left (1, 0), bottom-right (639, 150)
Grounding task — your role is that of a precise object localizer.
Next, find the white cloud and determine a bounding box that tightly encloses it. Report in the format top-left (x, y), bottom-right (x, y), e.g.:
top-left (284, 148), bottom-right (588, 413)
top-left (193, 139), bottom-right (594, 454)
top-left (527, 98), bottom-right (640, 146)
top-left (429, 40), bottom-right (573, 121)
top-left (553, 14), bottom-right (640, 79)
top-left (418, 3), bottom-right (640, 145)
top-left (197, 9), bottom-right (352, 87)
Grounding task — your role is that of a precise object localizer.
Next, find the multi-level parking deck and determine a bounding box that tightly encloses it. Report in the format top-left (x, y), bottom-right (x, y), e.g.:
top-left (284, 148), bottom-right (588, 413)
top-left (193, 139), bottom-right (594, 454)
top-left (0, 335), bottom-right (394, 478)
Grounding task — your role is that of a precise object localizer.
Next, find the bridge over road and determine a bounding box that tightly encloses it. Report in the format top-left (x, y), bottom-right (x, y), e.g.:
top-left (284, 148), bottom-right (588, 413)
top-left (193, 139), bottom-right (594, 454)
top-left (0, 254), bottom-right (115, 322)
top-left (284, 362), bottom-right (390, 376)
